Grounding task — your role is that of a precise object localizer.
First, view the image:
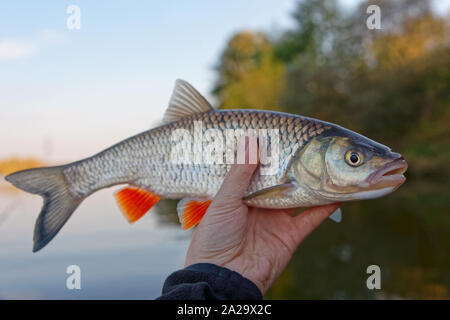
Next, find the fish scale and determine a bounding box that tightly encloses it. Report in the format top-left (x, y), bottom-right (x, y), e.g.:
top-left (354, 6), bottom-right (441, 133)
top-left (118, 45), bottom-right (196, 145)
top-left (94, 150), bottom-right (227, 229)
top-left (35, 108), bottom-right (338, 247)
top-left (63, 109), bottom-right (330, 206)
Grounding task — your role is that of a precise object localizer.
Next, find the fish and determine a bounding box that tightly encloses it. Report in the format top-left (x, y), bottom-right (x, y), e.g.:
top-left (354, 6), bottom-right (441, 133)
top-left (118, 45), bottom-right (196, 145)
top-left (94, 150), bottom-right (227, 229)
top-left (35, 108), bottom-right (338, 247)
top-left (5, 79), bottom-right (408, 252)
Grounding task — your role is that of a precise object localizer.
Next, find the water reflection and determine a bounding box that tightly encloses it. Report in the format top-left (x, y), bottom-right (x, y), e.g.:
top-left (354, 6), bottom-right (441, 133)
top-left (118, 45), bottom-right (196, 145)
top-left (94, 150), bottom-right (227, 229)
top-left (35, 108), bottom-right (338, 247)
top-left (265, 179), bottom-right (450, 299)
top-left (1, 175), bottom-right (449, 299)
top-left (0, 185), bottom-right (191, 299)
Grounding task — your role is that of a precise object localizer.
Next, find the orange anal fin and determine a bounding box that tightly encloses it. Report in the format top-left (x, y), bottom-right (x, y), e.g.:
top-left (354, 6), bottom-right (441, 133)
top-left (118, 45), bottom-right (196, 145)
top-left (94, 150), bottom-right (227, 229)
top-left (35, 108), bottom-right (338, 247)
top-left (177, 198), bottom-right (212, 230)
top-left (115, 187), bottom-right (161, 223)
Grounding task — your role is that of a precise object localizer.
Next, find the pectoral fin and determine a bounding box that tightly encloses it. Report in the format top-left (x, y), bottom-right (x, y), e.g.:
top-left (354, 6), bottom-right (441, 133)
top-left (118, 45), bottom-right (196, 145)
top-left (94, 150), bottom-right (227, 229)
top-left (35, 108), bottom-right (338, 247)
top-left (328, 208), bottom-right (342, 223)
top-left (243, 182), bottom-right (297, 201)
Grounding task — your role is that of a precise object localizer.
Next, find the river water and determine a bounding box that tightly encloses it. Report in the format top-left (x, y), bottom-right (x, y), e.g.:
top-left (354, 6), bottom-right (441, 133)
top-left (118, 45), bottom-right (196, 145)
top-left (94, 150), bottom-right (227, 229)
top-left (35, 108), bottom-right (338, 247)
top-left (1, 176), bottom-right (449, 299)
top-left (0, 186), bottom-right (190, 299)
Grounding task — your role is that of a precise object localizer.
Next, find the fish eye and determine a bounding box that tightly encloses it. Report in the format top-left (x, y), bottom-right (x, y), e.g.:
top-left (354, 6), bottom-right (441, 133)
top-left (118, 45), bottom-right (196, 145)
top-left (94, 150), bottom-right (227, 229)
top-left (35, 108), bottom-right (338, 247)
top-left (345, 150), bottom-right (364, 167)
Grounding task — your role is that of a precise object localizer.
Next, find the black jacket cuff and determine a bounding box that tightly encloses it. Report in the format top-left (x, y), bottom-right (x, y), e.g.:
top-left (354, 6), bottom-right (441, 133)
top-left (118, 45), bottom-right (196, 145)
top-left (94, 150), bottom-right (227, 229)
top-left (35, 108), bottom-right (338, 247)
top-left (157, 263), bottom-right (262, 300)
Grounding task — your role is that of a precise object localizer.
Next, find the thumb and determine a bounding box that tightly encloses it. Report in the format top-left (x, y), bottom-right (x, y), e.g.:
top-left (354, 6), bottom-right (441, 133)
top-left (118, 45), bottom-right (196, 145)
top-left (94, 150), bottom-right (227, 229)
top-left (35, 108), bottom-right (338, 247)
top-left (213, 135), bottom-right (258, 204)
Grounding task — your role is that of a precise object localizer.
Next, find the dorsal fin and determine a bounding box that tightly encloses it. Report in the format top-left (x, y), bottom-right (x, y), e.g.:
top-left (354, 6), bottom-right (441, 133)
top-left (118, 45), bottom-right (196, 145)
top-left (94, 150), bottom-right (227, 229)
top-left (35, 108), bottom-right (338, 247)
top-left (162, 79), bottom-right (214, 124)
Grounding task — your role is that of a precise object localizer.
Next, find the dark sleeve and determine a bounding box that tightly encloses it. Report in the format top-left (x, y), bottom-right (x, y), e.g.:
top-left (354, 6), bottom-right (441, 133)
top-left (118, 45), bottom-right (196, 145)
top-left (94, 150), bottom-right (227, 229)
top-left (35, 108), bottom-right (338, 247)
top-left (156, 263), bottom-right (262, 300)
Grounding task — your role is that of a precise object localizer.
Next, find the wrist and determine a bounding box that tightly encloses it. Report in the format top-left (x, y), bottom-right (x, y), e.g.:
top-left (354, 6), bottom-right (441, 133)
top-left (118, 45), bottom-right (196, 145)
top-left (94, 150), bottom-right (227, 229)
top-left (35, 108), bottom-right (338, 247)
top-left (220, 262), bottom-right (268, 294)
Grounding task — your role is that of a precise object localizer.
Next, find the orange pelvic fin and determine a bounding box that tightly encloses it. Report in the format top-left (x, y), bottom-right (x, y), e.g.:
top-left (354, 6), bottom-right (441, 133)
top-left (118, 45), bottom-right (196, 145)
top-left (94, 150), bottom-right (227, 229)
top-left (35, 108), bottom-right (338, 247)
top-left (115, 187), bottom-right (161, 223)
top-left (177, 198), bottom-right (212, 230)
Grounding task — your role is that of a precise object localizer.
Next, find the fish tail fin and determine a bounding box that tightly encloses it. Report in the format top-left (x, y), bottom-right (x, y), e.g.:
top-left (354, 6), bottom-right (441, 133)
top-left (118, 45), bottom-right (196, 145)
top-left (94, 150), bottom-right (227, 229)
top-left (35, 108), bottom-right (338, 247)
top-left (5, 166), bottom-right (83, 252)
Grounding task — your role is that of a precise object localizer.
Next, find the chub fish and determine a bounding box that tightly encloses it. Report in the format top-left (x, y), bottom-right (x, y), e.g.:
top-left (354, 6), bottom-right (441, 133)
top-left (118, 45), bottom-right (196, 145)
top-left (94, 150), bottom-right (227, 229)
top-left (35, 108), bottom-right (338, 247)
top-left (6, 80), bottom-right (408, 252)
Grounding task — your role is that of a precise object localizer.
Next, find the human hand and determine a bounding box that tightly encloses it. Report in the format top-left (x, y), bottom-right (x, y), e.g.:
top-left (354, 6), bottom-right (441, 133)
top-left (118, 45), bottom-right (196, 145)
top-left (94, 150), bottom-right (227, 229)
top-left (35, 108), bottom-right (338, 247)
top-left (185, 138), bottom-right (340, 295)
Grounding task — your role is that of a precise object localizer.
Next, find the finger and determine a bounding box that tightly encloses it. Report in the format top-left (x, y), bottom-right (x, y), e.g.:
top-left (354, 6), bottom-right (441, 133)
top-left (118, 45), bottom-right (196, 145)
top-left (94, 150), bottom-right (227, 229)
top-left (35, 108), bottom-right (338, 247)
top-left (291, 203), bottom-right (341, 245)
top-left (214, 136), bottom-right (259, 202)
top-left (253, 207), bottom-right (300, 216)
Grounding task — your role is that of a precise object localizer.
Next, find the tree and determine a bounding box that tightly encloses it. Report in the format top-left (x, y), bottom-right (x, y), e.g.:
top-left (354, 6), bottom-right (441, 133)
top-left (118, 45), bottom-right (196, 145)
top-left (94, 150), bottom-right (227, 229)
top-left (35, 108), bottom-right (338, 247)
top-left (213, 31), bottom-right (285, 109)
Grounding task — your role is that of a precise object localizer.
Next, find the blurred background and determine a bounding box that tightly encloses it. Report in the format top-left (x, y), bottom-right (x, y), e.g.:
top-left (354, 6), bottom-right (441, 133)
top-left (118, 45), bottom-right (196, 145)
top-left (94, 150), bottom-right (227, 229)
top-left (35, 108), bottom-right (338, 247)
top-left (0, 0), bottom-right (449, 299)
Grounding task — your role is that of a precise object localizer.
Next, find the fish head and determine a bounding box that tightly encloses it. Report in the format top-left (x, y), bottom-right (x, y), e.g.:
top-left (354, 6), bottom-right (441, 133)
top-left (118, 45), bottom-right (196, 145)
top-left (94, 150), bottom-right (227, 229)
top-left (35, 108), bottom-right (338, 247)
top-left (292, 133), bottom-right (408, 202)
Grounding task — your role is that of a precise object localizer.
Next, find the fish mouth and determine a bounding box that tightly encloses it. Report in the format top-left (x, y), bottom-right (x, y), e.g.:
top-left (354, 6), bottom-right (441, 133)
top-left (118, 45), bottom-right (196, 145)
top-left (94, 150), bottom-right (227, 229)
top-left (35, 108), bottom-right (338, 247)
top-left (366, 158), bottom-right (408, 191)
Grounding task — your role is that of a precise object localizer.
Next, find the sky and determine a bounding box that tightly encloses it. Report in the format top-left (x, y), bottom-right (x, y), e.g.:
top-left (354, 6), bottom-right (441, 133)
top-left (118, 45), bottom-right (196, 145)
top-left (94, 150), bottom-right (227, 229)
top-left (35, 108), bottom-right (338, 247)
top-left (0, 0), bottom-right (297, 161)
top-left (1, 0), bottom-right (449, 162)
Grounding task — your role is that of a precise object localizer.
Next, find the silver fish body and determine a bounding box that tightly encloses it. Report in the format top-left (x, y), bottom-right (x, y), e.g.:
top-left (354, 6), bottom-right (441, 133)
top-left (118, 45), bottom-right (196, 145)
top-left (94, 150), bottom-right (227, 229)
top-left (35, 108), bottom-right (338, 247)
top-left (63, 109), bottom-right (334, 208)
top-left (6, 80), bottom-right (407, 251)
